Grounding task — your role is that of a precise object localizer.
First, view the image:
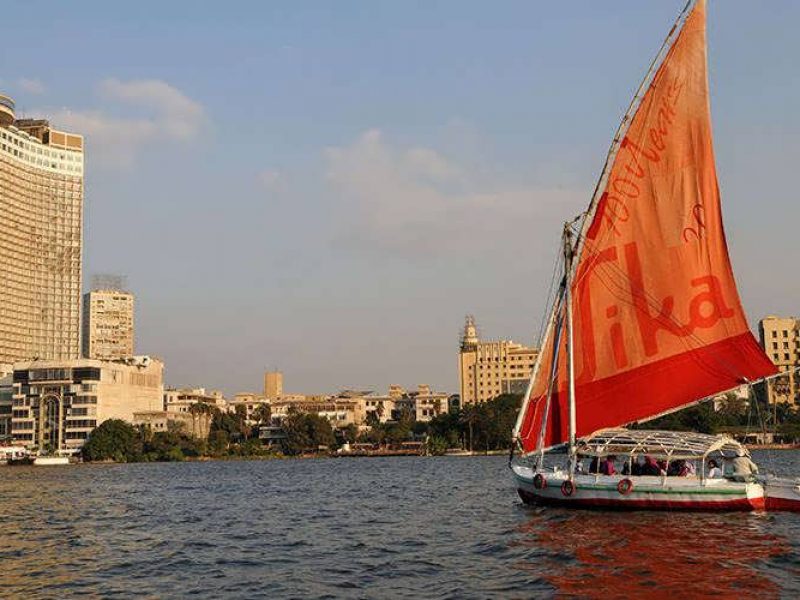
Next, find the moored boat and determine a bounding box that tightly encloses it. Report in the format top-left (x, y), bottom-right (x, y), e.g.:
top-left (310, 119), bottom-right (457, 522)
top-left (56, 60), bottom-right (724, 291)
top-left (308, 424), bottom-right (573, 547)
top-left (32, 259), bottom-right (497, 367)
top-left (33, 455), bottom-right (70, 466)
top-left (512, 429), bottom-right (765, 511)
top-left (763, 477), bottom-right (800, 511)
top-left (508, 0), bottom-right (796, 512)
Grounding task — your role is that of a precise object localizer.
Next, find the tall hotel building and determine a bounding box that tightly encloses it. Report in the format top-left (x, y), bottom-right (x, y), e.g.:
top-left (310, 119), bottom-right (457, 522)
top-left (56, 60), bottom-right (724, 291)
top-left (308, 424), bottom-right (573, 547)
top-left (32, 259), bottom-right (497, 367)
top-left (458, 315), bottom-right (538, 405)
top-left (0, 94), bottom-right (84, 363)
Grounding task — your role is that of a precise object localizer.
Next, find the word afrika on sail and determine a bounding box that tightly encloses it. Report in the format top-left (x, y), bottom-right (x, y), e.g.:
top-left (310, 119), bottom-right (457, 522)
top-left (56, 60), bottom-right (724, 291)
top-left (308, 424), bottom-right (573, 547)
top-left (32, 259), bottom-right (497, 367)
top-left (518, 0), bottom-right (776, 453)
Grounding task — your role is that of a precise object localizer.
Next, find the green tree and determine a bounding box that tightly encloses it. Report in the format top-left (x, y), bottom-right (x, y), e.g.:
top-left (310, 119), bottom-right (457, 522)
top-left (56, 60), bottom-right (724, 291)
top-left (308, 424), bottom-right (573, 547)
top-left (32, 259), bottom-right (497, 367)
top-left (281, 410), bottom-right (335, 455)
top-left (341, 423), bottom-right (359, 444)
top-left (252, 403), bottom-right (273, 426)
top-left (82, 419), bottom-right (142, 462)
top-left (208, 429), bottom-right (229, 457)
top-left (385, 422), bottom-right (411, 445)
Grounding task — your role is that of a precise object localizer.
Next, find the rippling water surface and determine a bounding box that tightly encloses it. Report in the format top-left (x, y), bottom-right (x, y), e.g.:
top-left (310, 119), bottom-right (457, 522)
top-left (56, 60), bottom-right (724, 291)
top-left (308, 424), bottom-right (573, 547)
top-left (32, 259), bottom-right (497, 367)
top-left (1, 451), bottom-right (799, 598)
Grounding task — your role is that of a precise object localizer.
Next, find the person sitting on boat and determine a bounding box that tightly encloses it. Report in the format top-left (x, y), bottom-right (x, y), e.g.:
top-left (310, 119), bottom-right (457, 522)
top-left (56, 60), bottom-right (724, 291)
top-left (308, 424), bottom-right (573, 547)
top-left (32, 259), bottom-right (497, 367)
top-left (589, 456), bottom-right (599, 474)
top-left (679, 461), bottom-right (696, 477)
top-left (641, 456), bottom-right (661, 476)
top-left (599, 455), bottom-right (617, 476)
top-left (731, 448), bottom-right (759, 482)
top-left (707, 459), bottom-right (723, 479)
top-left (668, 460), bottom-right (685, 477)
top-left (622, 458), bottom-right (638, 476)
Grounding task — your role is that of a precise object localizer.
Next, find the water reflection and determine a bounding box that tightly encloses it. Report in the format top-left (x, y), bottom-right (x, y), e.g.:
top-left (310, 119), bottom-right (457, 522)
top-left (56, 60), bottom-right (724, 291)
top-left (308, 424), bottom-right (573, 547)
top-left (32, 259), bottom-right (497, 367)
top-left (514, 510), bottom-right (789, 597)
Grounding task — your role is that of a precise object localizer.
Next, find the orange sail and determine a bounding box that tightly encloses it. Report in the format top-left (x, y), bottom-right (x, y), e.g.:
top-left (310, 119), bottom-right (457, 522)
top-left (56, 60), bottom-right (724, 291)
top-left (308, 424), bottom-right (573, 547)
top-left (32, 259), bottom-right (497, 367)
top-left (517, 0), bottom-right (776, 453)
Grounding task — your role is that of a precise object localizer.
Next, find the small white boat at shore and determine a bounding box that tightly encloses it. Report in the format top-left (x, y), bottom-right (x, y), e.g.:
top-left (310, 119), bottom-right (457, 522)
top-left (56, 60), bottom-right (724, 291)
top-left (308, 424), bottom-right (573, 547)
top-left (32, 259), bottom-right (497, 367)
top-left (33, 456), bottom-right (70, 466)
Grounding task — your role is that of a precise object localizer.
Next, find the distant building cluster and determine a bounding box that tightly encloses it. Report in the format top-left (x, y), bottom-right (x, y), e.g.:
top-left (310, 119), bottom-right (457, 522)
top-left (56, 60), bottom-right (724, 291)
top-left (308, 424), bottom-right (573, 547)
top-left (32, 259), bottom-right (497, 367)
top-left (759, 316), bottom-right (799, 405)
top-left (5, 87), bottom-right (792, 459)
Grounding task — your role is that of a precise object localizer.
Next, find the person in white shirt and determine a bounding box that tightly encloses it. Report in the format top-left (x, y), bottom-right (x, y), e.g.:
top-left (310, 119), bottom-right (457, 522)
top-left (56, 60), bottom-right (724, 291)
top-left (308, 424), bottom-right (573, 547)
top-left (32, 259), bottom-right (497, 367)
top-left (707, 459), bottom-right (723, 479)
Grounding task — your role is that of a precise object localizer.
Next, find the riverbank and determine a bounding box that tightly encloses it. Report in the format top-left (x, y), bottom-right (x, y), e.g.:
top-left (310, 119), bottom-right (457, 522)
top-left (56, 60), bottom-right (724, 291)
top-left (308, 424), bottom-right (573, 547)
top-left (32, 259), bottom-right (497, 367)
top-left (745, 443), bottom-right (800, 451)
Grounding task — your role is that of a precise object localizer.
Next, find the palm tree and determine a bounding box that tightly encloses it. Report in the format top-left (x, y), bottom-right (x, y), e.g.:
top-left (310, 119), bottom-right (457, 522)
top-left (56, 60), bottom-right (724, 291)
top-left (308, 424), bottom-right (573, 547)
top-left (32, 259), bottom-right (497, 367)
top-left (460, 405), bottom-right (479, 453)
top-left (252, 403), bottom-right (273, 427)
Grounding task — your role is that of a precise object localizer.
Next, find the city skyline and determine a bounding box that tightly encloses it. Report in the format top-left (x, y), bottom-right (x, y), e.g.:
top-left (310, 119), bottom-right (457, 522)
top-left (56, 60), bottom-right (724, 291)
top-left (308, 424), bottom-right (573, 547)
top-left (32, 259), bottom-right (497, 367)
top-left (1, 1), bottom-right (798, 395)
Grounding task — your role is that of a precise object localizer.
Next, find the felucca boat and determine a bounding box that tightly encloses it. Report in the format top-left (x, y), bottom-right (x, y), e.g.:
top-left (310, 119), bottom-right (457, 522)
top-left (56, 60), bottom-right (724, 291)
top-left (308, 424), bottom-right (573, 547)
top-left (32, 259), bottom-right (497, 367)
top-left (510, 0), bottom-right (800, 511)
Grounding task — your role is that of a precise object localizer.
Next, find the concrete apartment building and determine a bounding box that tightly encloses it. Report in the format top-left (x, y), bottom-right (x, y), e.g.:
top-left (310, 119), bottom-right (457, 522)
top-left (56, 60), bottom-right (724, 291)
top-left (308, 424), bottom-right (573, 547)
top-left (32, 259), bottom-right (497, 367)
top-left (82, 281), bottom-right (134, 360)
top-left (0, 95), bottom-right (84, 363)
top-left (133, 410), bottom-right (212, 440)
top-left (228, 392), bottom-right (271, 424)
top-left (271, 396), bottom-right (364, 428)
top-left (164, 387), bottom-right (227, 413)
top-left (132, 387), bottom-right (222, 440)
top-left (759, 316), bottom-right (799, 405)
top-left (10, 357), bottom-right (163, 454)
top-left (458, 315), bottom-right (538, 405)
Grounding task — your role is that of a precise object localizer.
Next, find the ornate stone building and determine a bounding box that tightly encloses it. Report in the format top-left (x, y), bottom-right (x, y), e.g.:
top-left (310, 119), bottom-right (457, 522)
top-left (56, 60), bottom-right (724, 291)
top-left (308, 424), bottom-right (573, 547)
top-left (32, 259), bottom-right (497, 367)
top-left (458, 315), bottom-right (538, 405)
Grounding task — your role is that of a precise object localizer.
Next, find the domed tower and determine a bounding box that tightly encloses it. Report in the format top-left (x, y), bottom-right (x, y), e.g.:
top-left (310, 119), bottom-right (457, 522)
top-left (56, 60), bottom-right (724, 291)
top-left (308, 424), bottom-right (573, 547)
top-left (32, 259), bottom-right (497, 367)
top-left (0, 94), bottom-right (15, 127)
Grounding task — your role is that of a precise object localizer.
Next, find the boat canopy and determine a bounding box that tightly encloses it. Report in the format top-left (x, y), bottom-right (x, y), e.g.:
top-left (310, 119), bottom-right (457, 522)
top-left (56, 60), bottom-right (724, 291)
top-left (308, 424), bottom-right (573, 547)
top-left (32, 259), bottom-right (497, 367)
top-left (576, 428), bottom-right (747, 460)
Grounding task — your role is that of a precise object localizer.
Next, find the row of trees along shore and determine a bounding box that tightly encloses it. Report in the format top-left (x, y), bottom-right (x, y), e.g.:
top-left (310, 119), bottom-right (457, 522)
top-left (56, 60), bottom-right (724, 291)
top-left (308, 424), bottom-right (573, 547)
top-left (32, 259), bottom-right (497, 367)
top-left (81, 391), bottom-right (800, 463)
top-left (81, 394), bottom-right (525, 462)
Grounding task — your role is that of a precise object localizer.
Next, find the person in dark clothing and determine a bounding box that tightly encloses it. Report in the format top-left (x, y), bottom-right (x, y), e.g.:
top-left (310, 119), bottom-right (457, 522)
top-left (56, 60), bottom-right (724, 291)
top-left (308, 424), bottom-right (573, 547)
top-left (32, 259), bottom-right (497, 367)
top-left (642, 455), bottom-right (661, 476)
top-left (668, 460), bottom-right (685, 477)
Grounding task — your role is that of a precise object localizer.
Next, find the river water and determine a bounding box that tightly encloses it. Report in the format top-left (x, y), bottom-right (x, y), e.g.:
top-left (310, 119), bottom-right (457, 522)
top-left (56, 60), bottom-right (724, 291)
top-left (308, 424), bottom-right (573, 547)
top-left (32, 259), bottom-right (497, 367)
top-left (1, 451), bottom-right (798, 599)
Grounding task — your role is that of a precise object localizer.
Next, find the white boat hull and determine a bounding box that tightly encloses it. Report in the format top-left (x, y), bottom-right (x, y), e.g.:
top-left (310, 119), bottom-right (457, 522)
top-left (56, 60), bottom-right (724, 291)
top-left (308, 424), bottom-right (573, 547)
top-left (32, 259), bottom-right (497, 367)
top-left (764, 477), bottom-right (800, 512)
top-left (512, 465), bottom-right (765, 511)
top-left (33, 456), bottom-right (70, 466)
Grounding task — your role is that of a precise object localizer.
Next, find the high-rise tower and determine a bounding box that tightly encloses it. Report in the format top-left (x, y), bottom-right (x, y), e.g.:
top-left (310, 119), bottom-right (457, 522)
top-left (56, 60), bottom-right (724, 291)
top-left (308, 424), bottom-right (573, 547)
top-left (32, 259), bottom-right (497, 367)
top-left (82, 275), bottom-right (135, 360)
top-left (0, 94), bottom-right (84, 362)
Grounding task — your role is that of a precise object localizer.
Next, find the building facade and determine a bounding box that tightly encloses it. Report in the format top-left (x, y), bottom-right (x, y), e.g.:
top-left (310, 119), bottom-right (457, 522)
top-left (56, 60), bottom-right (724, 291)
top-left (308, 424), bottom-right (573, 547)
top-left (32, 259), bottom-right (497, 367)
top-left (228, 392), bottom-right (271, 425)
top-left (133, 410), bottom-right (212, 440)
top-left (82, 288), bottom-right (135, 360)
top-left (10, 357), bottom-right (163, 454)
top-left (271, 396), bottom-right (365, 428)
top-left (759, 316), bottom-right (799, 405)
top-left (164, 387), bottom-right (227, 413)
top-left (0, 95), bottom-right (84, 363)
top-left (0, 373), bottom-right (12, 442)
top-left (458, 315), bottom-right (538, 405)
top-left (263, 370), bottom-right (283, 399)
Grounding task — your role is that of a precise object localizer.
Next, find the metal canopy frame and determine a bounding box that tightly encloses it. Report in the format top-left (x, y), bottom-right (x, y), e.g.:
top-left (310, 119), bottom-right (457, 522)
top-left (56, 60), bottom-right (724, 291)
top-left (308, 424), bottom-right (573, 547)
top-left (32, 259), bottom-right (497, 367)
top-left (576, 428), bottom-right (747, 460)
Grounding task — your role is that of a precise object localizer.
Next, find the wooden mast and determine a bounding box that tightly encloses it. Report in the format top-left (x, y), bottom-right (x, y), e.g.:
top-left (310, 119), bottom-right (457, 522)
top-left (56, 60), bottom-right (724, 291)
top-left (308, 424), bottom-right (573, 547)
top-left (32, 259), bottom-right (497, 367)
top-left (563, 223), bottom-right (577, 472)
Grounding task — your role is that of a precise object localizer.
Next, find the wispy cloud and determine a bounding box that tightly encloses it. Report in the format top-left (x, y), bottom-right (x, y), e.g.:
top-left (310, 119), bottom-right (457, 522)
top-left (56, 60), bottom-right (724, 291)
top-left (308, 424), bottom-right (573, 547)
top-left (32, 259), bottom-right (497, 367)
top-left (324, 129), bottom-right (583, 259)
top-left (17, 78), bottom-right (46, 95)
top-left (98, 78), bottom-right (204, 140)
top-left (257, 168), bottom-right (283, 191)
top-left (43, 78), bottom-right (205, 168)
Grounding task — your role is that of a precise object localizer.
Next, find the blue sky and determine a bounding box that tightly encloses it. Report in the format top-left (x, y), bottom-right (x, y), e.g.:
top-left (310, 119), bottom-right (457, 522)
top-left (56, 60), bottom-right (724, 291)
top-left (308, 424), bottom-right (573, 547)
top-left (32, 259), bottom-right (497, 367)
top-left (1, 1), bottom-right (797, 395)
